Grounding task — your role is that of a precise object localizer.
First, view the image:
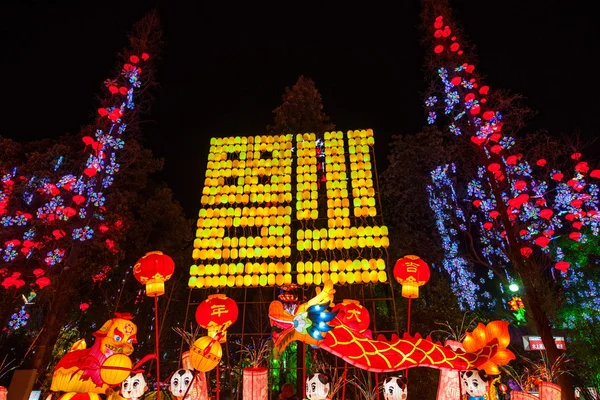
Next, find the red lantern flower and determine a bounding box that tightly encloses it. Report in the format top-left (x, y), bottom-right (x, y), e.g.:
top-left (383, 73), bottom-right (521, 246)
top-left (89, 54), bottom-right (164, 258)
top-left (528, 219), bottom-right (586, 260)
top-left (434, 45), bottom-right (444, 54)
top-left (569, 232), bottom-right (582, 242)
top-left (195, 294), bottom-right (238, 343)
top-left (133, 251), bottom-right (175, 297)
top-left (539, 209), bottom-right (553, 220)
top-left (555, 261), bottom-right (570, 272)
top-left (536, 159), bottom-right (547, 167)
top-left (520, 247), bottom-right (532, 258)
top-left (393, 255), bottom-right (431, 299)
top-left (590, 170), bottom-right (600, 178)
top-left (332, 299), bottom-right (371, 333)
top-left (534, 236), bottom-right (550, 248)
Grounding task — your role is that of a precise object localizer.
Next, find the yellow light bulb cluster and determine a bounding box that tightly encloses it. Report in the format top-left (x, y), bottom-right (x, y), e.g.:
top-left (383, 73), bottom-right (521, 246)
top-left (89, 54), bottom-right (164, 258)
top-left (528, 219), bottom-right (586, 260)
top-left (295, 133), bottom-right (319, 220)
top-left (189, 262), bottom-right (293, 288)
top-left (193, 205), bottom-right (292, 261)
top-left (190, 131), bottom-right (390, 288)
top-left (201, 135), bottom-right (293, 206)
top-left (295, 259), bottom-right (387, 285)
top-left (348, 129), bottom-right (377, 217)
top-left (295, 225), bottom-right (390, 251)
top-left (324, 131), bottom-right (350, 229)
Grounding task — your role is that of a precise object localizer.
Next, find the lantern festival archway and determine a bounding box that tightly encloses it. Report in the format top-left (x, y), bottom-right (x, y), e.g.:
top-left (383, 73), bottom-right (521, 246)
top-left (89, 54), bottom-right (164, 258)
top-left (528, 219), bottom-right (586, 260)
top-left (183, 130), bottom-right (401, 399)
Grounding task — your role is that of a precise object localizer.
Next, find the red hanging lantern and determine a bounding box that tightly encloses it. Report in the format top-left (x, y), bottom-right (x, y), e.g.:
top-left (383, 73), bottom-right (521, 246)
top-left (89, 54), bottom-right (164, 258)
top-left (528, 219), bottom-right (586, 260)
top-left (332, 299), bottom-right (370, 333)
top-left (195, 294), bottom-right (238, 343)
top-left (393, 255), bottom-right (431, 299)
top-left (133, 251), bottom-right (175, 297)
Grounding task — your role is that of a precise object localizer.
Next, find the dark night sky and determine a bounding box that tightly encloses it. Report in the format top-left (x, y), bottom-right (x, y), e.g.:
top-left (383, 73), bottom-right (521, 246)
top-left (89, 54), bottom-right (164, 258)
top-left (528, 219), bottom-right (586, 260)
top-left (2, 1), bottom-right (598, 217)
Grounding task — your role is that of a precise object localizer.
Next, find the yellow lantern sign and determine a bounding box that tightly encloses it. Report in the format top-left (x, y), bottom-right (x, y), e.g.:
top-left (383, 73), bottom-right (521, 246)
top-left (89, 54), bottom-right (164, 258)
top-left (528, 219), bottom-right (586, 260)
top-left (190, 131), bottom-right (389, 288)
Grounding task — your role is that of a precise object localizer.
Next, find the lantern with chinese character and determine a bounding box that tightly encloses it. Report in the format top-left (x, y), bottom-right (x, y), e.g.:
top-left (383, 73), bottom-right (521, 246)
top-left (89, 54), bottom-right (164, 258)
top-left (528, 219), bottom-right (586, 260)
top-left (332, 299), bottom-right (370, 333)
top-left (195, 294), bottom-right (238, 343)
top-left (133, 251), bottom-right (175, 297)
top-left (393, 255), bottom-right (430, 298)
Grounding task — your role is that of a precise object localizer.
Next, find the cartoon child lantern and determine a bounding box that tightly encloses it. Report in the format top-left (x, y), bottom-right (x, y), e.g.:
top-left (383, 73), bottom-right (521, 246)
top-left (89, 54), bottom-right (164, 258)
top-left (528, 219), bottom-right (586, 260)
top-left (120, 373), bottom-right (148, 400)
top-left (305, 374), bottom-right (331, 400)
top-left (382, 376), bottom-right (408, 400)
top-left (168, 351), bottom-right (208, 400)
top-left (461, 370), bottom-right (497, 400)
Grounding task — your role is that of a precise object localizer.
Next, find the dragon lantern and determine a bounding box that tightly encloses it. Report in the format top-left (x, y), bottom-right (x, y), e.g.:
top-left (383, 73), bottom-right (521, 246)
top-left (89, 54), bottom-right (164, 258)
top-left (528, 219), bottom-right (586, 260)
top-left (50, 313), bottom-right (138, 397)
top-left (269, 280), bottom-right (515, 375)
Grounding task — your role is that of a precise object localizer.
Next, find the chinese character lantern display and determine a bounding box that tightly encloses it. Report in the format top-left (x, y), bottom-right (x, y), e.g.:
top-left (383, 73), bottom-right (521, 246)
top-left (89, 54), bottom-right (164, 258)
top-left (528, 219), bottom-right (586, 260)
top-left (393, 255), bottom-right (430, 298)
top-left (195, 294), bottom-right (238, 343)
top-left (332, 299), bottom-right (370, 333)
top-left (133, 251), bottom-right (175, 297)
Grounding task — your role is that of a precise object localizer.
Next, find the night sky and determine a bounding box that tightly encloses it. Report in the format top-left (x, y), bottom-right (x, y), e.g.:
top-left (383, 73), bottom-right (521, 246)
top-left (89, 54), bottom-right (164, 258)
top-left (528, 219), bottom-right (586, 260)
top-left (2, 1), bottom-right (598, 217)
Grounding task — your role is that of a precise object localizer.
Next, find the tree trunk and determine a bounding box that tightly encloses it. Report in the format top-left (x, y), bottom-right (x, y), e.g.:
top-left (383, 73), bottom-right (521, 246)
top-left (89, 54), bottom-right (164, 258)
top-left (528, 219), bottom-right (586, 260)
top-left (523, 281), bottom-right (574, 400)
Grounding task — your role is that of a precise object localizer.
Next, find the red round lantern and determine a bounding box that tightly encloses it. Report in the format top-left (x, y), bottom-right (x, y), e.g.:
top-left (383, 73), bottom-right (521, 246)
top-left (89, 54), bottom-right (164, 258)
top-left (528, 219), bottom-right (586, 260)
top-left (393, 255), bottom-right (431, 299)
top-left (332, 299), bottom-right (370, 333)
top-left (195, 294), bottom-right (238, 343)
top-left (133, 251), bottom-right (175, 297)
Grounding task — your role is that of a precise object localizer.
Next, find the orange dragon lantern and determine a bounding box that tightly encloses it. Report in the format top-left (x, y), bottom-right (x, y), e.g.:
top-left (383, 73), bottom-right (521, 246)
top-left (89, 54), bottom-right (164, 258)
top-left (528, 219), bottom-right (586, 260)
top-left (50, 313), bottom-right (137, 396)
top-left (269, 280), bottom-right (515, 375)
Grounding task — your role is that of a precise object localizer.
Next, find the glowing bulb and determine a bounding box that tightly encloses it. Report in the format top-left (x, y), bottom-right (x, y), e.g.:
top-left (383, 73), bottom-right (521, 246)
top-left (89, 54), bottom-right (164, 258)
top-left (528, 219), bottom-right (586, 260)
top-left (509, 283), bottom-right (519, 292)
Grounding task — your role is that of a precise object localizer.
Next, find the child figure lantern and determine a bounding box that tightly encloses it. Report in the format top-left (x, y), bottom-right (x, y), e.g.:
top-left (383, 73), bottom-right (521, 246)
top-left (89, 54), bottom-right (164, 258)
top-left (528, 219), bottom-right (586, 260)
top-left (305, 374), bottom-right (331, 400)
top-left (120, 373), bottom-right (148, 400)
top-left (383, 376), bottom-right (407, 400)
top-left (460, 370), bottom-right (489, 400)
top-left (195, 294), bottom-right (238, 343)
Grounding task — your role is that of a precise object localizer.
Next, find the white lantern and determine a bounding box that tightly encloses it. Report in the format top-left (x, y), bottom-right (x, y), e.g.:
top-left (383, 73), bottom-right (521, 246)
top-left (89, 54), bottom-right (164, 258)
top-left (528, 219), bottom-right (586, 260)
top-left (243, 367), bottom-right (268, 400)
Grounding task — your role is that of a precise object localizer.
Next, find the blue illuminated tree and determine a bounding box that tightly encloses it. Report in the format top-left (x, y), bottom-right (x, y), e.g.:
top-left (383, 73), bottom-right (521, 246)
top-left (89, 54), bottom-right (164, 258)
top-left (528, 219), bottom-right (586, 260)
top-left (421, 3), bottom-right (598, 397)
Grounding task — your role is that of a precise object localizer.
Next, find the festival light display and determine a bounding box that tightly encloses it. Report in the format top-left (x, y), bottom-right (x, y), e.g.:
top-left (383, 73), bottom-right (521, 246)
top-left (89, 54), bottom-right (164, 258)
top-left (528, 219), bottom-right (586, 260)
top-left (269, 280), bottom-right (515, 374)
top-left (0, 51), bottom-right (152, 330)
top-left (189, 130), bottom-right (389, 288)
top-left (425, 14), bottom-right (600, 312)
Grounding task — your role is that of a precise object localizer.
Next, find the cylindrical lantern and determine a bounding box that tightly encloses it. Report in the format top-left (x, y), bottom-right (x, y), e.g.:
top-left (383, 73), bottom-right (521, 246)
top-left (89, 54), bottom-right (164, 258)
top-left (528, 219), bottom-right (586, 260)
top-left (195, 294), bottom-right (238, 343)
top-left (436, 340), bottom-right (463, 400)
top-left (510, 392), bottom-right (538, 400)
top-left (181, 351), bottom-right (208, 400)
top-left (393, 255), bottom-right (430, 298)
top-left (539, 382), bottom-right (561, 400)
top-left (242, 367), bottom-right (268, 400)
top-left (0, 387), bottom-right (7, 400)
top-left (133, 251), bottom-right (175, 297)
top-left (189, 336), bottom-right (222, 372)
top-left (100, 354), bottom-right (132, 385)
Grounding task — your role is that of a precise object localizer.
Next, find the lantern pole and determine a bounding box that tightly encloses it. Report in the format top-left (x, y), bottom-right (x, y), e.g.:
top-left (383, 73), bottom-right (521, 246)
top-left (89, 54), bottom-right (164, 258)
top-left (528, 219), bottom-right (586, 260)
top-left (407, 297), bottom-right (412, 335)
top-left (216, 364), bottom-right (220, 400)
top-left (154, 295), bottom-right (161, 400)
top-left (341, 362), bottom-right (347, 400)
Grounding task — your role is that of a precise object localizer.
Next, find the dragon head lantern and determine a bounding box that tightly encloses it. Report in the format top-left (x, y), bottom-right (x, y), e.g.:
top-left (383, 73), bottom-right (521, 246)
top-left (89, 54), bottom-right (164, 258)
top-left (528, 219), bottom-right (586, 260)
top-left (393, 255), bottom-right (430, 299)
top-left (94, 312), bottom-right (138, 356)
top-left (269, 280), bottom-right (338, 356)
top-left (195, 294), bottom-right (238, 343)
top-left (133, 251), bottom-right (175, 297)
top-left (332, 299), bottom-right (370, 333)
